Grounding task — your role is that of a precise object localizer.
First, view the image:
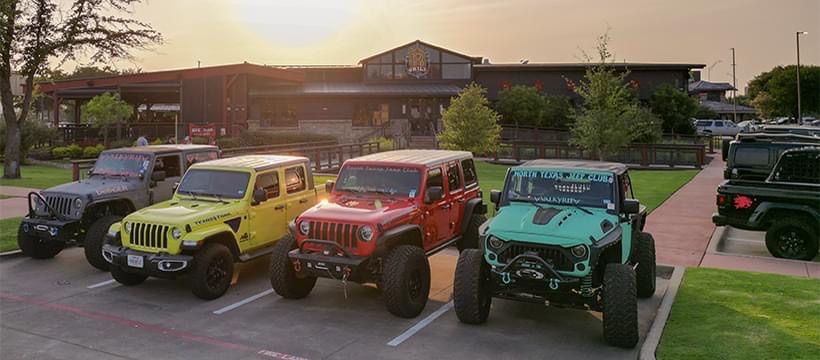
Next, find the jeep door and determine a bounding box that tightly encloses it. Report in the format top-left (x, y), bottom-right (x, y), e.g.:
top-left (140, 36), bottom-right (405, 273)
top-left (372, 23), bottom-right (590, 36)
top-left (284, 164), bottom-right (313, 221)
top-left (248, 170), bottom-right (287, 249)
top-left (424, 166), bottom-right (452, 247)
top-left (445, 161), bottom-right (465, 236)
top-left (150, 154), bottom-right (183, 203)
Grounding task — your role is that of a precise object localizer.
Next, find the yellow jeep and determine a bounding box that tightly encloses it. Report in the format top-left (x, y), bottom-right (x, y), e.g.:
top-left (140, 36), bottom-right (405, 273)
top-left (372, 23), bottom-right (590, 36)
top-left (103, 155), bottom-right (323, 299)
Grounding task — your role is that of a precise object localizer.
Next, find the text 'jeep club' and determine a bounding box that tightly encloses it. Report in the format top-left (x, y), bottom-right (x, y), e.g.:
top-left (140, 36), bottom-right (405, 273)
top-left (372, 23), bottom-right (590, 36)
top-left (103, 155), bottom-right (323, 299)
top-left (270, 150), bottom-right (487, 318)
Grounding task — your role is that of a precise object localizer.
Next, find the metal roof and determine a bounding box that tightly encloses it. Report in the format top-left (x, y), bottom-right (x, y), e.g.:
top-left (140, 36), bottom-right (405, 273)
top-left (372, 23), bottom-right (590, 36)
top-left (195, 155), bottom-right (308, 171)
top-left (349, 150), bottom-right (473, 168)
top-left (517, 159), bottom-right (628, 174)
top-left (699, 100), bottom-right (757, 114)
top-left (107, 144), bottom-right (217, 154)
top-left (475, 62), bottom-right (705, 71)
top-left (358, 40), bottom-right (481, 65)
top-left (688, 80), bottom-right (736, 93)
top-left (249, 82), bottom-right (462, 97)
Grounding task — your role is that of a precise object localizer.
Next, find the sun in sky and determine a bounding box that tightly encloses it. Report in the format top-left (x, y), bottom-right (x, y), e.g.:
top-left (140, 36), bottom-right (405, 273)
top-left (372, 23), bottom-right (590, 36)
top-left (234, 0), bottom-right (360, 47)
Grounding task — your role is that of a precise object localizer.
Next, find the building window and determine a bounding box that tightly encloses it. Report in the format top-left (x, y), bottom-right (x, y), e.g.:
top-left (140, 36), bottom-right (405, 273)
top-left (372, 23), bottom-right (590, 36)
top-left (353, 102), bottom-right (390, 127)
top-left (259, 101), bottom-right (297, 127)
top-left (442, 63), bottom-right (471, 79)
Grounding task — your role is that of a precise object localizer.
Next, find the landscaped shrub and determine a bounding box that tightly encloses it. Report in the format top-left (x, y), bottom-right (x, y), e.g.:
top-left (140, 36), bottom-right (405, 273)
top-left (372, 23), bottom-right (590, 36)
top-left (52, 146), bottom-right (70, 159)
top-left (66, 144), bottom-right (83, 158)
top-left (110, 139), bottom-right (134, 149)
top-left (151, 138), bottom-right (163, 145)
top-left (216, 137), bottom-right (240, 148)
top-left (369, 136), bottom-right (395, 150)
top-left (28, 147), bottom-right (54, 160)
top-left (82, 144), bottom-right (104, 158)
top-left (192, 136), bottom-right (211, 145)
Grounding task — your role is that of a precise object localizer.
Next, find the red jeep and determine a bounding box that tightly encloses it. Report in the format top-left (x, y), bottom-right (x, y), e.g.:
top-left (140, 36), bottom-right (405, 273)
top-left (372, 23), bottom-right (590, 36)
top-left (269, 150), bottom-right (487, 318)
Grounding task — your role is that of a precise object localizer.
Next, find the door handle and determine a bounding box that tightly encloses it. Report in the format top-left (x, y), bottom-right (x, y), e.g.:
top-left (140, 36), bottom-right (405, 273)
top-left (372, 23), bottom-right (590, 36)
top-left (274, 204), bottom-right (285, 210)
top-left (298, 198), bottom-right (309, 204)
top-left (441, 204), bottom-right (451, 209)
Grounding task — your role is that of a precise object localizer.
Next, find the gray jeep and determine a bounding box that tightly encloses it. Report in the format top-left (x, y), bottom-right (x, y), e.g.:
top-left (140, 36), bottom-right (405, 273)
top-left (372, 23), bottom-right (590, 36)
top-left (18, 145), bottom-right (219, 270)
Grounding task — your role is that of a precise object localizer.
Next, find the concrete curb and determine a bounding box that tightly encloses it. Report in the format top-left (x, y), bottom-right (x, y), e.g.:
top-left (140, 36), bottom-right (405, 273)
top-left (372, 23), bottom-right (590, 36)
top-left (705, 226), bottom-right (725, 254)
top-left (707, 226), bottom-right (819, 266)
top-left (0, 249), bottom-right (23, 257)
top-left (639, 265), bottom-right (685, 360)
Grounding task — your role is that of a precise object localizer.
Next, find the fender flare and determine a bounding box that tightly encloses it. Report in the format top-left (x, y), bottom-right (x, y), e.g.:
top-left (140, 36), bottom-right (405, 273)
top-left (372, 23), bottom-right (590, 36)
top-left (86, 198), bottom-right (137, 217)
top-left (459, 198), bottom-right (487, 234)
top-left (750, 202), bottom-right (819, 227)
top-left (375, 224), bottom-right (423, 252)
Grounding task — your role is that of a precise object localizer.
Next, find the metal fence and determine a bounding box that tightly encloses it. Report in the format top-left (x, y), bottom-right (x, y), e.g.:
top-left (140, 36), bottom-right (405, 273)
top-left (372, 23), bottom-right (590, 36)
top-left (492, 141), bottom-right (707, 168)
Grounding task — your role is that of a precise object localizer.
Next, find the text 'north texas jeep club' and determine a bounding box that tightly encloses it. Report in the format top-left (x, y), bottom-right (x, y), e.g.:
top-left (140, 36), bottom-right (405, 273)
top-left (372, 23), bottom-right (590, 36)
top-left (270, 150), bottom-right (487, 318)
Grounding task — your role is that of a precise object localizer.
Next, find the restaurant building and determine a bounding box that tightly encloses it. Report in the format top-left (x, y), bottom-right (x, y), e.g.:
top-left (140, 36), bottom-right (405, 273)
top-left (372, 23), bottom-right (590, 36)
top-left (37, 40), bottom-right (704, 145)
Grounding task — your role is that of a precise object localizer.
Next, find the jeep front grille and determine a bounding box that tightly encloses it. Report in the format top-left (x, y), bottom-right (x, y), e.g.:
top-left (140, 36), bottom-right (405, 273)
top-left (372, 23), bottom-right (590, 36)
top-left (45, 195), bottom-right (74, 217)
top-left (308, 221), bottom-right (359, 249)
top-left (498, 243), bottom-right (574, 271)
top-left (128, 222), bottom-right (169, 250)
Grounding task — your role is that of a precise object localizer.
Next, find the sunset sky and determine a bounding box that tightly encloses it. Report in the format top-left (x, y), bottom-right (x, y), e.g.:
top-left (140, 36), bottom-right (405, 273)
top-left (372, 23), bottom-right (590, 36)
top-left (97, 0), bottom-right (819, 93)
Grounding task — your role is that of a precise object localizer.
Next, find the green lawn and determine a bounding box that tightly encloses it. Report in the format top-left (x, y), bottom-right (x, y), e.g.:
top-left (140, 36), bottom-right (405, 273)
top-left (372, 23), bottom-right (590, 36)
top-left (475, 161), bottom-right (698, 216)
top-left (0, 165), bottom-right (72, 189)
top-left (658, 268), bottom-right (820, 359)
top-left (0, 217), bottom-right (21, 252)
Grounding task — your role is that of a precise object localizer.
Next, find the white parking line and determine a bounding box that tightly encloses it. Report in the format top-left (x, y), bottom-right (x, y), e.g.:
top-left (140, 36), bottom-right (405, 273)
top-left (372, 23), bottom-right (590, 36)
top-left (387, 301), bottom-right (453, 347)
top-left (212, 289), bottom-right (274, 315)
top-left (86, 279), bottom-right (117, 289)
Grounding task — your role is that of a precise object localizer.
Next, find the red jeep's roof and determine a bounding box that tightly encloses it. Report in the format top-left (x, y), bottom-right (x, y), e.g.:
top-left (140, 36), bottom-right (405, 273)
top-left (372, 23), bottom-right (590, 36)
top-left (348, 150), bottom-right (472, 168)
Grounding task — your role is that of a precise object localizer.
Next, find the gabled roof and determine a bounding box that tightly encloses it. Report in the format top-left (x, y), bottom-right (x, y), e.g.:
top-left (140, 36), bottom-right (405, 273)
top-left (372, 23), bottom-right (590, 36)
top-left (358, 40), bottom-right (481, 64)
top-left (688, 80), bottom-right (736, 93)
top-left (349, 150), bottom-right (472, 168)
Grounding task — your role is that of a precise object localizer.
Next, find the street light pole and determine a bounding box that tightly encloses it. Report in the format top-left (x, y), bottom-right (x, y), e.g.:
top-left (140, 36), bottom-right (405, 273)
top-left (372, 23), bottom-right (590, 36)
top-left (796, 31), bottom-right (807, 124)
top-left (731, 48), bottom-right (737, 123)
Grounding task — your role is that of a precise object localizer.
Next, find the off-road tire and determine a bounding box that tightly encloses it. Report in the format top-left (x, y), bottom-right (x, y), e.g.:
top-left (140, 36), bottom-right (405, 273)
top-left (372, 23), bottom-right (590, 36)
top-left (453, 249), bottom-right (492, 324)
top-left (84, 215), bottom-right (122, 271)
top-left (110, 266), bottom-right (148, 286)
top-left (190, 243), bottom-right (234, 300)
top-left (457, 214), bottom-right (486, 252)
top-left (382, 245), bottom-right (431, 318)
top-left (635, 232), bottom-right (656, 298)
top-left (765, 218), bottom-right (819, 261)
top-left (17, 226), bottom-right (63, 259)
top-left (270, 234), bottom-right (316, 299)
top-left (602, 263), bottom-right (638, 348)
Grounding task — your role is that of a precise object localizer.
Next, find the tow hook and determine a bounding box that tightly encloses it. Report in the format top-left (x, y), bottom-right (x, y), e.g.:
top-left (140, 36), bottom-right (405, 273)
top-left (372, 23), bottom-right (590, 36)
top-left (548, 278), bottom-right (560, 290)
top-left (293, 259), bottom-right (301, 272)
top-left (501, 272), bottom-right (512, 284)
top-left (341, 266), bottom-right (352, 299)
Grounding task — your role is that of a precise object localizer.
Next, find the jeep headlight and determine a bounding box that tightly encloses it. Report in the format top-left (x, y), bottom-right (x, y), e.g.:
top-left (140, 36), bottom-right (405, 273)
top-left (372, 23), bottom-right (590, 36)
top-left (299, 221), bottom-right (310, 236)
top-left (33, 196), bottom-right (45, 212)
top-left (487, 235), bottom-right (504, 250)
top-left (124, 221), bottom-right (132, 234)
top-left (359, 225), bottom-right (373, 242)
top-left (171, 227), bottom-right (183, 240)
top-left (74, 198), bottom-right (83, 209)
top-left (571, 244), bottom-right (587, 258)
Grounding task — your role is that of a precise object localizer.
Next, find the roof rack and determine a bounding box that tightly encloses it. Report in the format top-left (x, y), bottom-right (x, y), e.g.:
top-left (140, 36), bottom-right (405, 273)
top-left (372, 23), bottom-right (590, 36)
top-left (736, 132), bottom-right (820, 143)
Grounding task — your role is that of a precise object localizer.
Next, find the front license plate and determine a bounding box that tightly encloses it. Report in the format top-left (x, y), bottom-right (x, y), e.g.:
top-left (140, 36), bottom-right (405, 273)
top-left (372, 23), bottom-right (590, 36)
top-left (127, 255), bottom-right (144, 268)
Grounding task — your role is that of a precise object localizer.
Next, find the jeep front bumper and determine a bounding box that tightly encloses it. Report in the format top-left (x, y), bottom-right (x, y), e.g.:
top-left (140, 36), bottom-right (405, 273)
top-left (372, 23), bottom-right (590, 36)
top-left (491, 253), bottom-right (581, 292)
top-left (103, 244), bottom-right (193, 278)
top-left (19, 217), bottom-right (81, 243)
top-left (287, 239), bottom-right (369, 282)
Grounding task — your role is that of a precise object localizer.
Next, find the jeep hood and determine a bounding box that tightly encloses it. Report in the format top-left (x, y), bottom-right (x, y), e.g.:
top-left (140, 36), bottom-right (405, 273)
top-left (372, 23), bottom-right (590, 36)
top-left (489, 203), bottom-right (619, 246)
top-left (300, 195), bottom-right (418, 225)
top-left (43, 176), bottom-right (142, 199)
top-left (125, 198), bottom-right (242, 226)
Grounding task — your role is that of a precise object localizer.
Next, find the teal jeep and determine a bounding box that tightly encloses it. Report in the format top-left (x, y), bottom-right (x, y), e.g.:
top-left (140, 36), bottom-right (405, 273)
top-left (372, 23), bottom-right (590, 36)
top-left (453, 160), bottom-right (656, 348)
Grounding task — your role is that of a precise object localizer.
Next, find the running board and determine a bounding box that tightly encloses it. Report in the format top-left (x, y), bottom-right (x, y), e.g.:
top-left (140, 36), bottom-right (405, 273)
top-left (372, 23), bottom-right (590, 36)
top-left (238, 245), bottom-right (276, 262)
top-left (426, 236), bottom-right (460, 257)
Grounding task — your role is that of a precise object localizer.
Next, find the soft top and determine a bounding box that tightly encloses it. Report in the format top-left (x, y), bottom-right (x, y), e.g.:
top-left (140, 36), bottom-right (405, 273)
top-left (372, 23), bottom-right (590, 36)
top-left (103, 144), bottom-right (217, 154)
top-left (192, 155), bottom-right (307, 171)
top-left (349, 150), bottom-right (472, 168)
top-left (518, 159), bottom-right (627, 174)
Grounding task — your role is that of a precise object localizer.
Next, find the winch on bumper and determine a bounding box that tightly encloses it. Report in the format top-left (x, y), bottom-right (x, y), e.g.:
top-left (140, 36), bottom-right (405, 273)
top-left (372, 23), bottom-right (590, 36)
top-left (491, 253), bottom-right (581, 292)
top-left (287, 239), bottom-right (369, 281)
top-left (102, 243), bottom-right (193, 278)
top-left (20, 218), bottom-right (81, 243)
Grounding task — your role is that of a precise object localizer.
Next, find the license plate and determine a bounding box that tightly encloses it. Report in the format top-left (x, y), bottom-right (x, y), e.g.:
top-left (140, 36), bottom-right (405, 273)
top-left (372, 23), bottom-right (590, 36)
top-left (127, 255), bottom-right (144, 268)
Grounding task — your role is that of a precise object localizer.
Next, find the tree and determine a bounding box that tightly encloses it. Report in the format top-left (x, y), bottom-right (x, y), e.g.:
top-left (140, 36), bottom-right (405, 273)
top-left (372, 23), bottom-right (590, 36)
top-left (82, 92), bottom-right (132, 146)
top-left (628, 107), bottom-right (663, 144)
top-left (693, 105), bottom-right (718, 119)
top-left (542, 95), bottom-right (573, 128)
top-left (1, 0), bottom-right (161, 179)
top-left (649, 84), bottom-right (698, 134)
top-left (747, 65), bottom-right (820, 119)
top-left (569, 33), bottom-right (640, 160)
top-left (495, 85), bottom-right (545, 127)
top-left (438, 83), bottom-right (501, 155)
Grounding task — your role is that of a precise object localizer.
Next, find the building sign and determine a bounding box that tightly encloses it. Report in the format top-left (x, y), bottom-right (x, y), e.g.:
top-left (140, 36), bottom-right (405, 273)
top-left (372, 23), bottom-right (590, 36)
top-left (405, 45), bottom-right (430, 79)
top-left (188, 123), bottom-right (217, 145)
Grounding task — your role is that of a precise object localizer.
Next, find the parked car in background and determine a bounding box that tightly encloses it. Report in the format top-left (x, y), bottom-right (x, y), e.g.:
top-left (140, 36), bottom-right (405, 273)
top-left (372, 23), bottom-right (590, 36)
top-left (723, 133), bottom-right (820, 181)
top-left (736, 120), bottom-right (760, 133)
top-left (694, 119), bottom-right (741, 136)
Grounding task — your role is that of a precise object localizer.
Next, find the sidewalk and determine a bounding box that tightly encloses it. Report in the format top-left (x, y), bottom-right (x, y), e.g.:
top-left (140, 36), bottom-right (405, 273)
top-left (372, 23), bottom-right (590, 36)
top-left (0, 186), bottom-right (37, 220)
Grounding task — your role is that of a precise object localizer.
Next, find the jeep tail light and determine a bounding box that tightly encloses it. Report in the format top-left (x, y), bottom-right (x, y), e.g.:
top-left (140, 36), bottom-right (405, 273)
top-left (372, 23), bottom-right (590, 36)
top-left (716, 194), bottom-right (728, 206)
top-left (733, 195), bottom-right (753, 209)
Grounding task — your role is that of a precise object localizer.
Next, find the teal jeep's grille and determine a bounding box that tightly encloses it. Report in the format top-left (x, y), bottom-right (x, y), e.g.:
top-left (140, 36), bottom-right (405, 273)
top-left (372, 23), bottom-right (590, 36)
top-left (129, 222), bottom-right (169, 250)
top-left (498, 243), bottom-right (574, 271)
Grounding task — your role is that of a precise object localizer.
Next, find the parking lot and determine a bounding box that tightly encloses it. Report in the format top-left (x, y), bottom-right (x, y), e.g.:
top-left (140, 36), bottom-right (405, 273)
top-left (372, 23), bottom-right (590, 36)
top-left (1, 247), bottom-right (672, 360)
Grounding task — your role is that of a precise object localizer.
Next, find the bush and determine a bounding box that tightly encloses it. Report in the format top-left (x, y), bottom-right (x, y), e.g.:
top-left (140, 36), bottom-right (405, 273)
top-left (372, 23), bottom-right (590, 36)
top-left (193, 136), bottom-right (212, 145)
top-left (66, 144), bottom-right (83, 158)
top-left (0, 118), bottom-right (59, 159)
top-left (369, 136), bottom-right (395, 151)
top-left (52, 146), bottom-right (70, 159)
top-left (82, 144), bottom-right (104, 158)
top-left (109, 139), bottom-right (134, 149)
top-left (215, 137), bottom-right (239, 148)
top-left (151, 138), bottom-right (163, 145)
top-left (28, 147), bottom-right (54, 160)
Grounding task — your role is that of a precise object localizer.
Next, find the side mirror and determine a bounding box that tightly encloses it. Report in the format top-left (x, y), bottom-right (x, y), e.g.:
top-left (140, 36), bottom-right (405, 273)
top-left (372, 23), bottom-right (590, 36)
top-left (623, 199), bottom-right (640, 214)
top-left (424, 186), bottom-right (443, 204)
top-left (252, 188), bottom-right (267, 205)
top-left (325, 180), bottom-right (335, 193)
top-left (490, 190), bottom-right (501, 204)
top-left (151, 171), bottom-right (166, 182)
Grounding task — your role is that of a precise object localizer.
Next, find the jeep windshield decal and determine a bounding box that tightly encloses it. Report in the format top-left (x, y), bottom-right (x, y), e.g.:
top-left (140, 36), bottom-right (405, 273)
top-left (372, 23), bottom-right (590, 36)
top-left (178, 169), bottom-right (250, 200)
top-left (335, 165), bottom-right (421, 197)
top-left (503, 169), bottom-right (614, 208)
top-left (91, 153), bottom-right (151, 177)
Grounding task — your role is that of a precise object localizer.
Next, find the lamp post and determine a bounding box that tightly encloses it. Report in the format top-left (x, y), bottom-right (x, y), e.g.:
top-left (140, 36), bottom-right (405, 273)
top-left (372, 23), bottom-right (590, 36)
top-left (796, 31), bottom-right (808, 125)
top-left (730, 48), bottom-right (737, 123)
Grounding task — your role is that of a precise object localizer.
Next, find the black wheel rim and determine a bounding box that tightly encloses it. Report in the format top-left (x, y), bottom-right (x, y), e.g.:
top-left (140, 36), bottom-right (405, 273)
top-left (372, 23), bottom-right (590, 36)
top-left (206, 257), bottom-right (229, 289)
top-left (408, 270), bottom-right (422, 300)
top-left (777, 229), bottom-right (808, 258)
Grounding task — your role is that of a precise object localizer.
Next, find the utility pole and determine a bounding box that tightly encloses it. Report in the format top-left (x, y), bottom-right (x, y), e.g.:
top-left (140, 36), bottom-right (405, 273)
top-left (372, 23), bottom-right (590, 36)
top-left (796, 31), bottom-right (808, 124)
top-left (731, 48), bottom-right (737, 123)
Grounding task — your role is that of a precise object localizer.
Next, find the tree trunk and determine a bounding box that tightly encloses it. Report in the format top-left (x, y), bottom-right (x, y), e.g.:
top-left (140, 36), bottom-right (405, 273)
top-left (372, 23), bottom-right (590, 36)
top-left (3, 119), bottom-right (22, 178)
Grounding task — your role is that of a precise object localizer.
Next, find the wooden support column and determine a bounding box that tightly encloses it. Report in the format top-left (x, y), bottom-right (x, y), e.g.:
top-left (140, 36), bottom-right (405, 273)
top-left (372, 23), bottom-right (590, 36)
top-left (52, 94), bottom-right (61, 126)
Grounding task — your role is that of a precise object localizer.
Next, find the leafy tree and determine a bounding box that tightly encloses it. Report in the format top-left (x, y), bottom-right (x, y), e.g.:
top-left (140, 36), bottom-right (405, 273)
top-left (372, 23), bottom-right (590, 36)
top-left (1, 0), bottom-right (161, 179)
top-left (439, 83), bottom-right (501, 154)
top-left (569, 33), bottom-right (640, 160)
top-left (495, 85), bottom-right (545, 127)
top-left (542, 95), bottom-right (573, 128)
top-left (649, 84), bottom-right (698, 134)
top-left (82, 92), bottom-right (132, 146)
top-left (693, 105), bottom-right (718, 119)
top-left (747, 65), bottom-right (820, 119)
top-left (628, 107), bottom-right (663, 144)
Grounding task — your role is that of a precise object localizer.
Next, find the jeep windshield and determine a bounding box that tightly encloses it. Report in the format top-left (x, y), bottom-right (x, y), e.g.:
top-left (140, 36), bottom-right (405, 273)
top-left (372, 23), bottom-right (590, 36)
top-left (502, 168), bottom-right (615, 209)
top-left (90, 152), bottom-right (152, 177)
top-left (177, 169), bottom-right (250, 200)
top-left (335, 165), bottom-right (421, 197)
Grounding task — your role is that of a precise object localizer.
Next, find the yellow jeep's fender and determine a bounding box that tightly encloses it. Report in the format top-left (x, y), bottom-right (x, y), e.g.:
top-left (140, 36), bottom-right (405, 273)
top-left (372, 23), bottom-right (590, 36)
top-left (180, 224), bottom-right (239, 257)
top-left (107, 222), bottom-right (122, 236)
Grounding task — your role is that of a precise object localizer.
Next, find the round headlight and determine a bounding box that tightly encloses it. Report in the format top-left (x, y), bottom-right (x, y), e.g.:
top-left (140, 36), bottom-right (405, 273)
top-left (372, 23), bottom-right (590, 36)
top-left (487, 235), bottom-right (504, 250)
top-left (74, 198), bottom-right (83, 209)
top-left (299, 221), bottom-right (310, 236)
top-left (359, 225), bottom-right (373, 242)
top-left (124, 222), bottom-right (132, 234)
top-left (33, 196), bottom-right (44, 210)
top-left (571, 245), bottom-right (587, 258)
top-left (171, 227), bottom-right (183, 240)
